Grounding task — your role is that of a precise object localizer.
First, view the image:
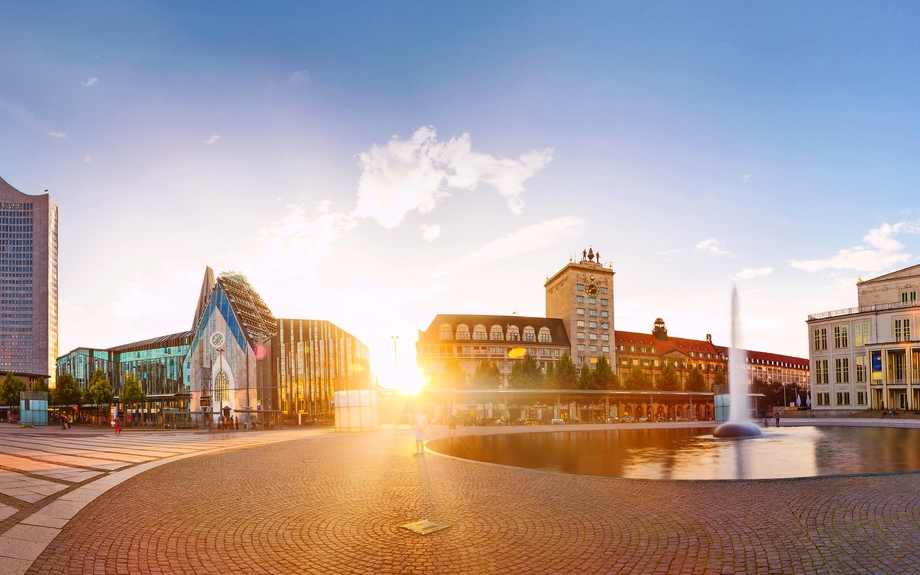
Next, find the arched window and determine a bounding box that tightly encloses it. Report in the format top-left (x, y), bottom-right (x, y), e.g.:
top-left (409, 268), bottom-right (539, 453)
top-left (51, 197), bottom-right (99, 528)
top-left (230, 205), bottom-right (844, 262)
top-left (456, 324), bottom-right (470, 340)
top-left (523, 327), bottom-right (536, 342)
top-left (538, 327), bottom-right (551, 343)
top-left (473, 324), bottom-right (487, 341)
top-left (439, 324), bottom-right (452, 340)
top-left (506, 326), bottom-right (520, 341)
top-left (490, 325), bottom-right (503, 340)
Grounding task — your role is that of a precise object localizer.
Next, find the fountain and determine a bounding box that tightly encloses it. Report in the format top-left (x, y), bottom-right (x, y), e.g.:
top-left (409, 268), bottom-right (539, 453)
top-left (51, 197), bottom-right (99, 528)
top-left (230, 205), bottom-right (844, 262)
top-left (712, 287), bottom-right (762, 438)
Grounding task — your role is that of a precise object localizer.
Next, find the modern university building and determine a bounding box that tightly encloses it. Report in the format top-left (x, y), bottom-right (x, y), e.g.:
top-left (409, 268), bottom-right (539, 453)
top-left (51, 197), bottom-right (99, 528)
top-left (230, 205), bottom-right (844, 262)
top-left (0, 176), bottom-right (58, 387)
top-left (57, 267), bottom-right (370, 426)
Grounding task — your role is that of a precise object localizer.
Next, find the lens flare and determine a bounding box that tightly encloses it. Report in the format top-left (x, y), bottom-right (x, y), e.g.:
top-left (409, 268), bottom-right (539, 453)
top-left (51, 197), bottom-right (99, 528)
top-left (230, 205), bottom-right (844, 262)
top-left (508, 347), bottom-right (526, 359)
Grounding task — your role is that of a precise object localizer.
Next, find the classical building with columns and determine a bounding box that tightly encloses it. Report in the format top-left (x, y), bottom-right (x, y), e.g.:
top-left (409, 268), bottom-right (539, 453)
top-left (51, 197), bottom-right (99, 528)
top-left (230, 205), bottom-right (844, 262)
top-left (807, 264), bottom-right (920, 412)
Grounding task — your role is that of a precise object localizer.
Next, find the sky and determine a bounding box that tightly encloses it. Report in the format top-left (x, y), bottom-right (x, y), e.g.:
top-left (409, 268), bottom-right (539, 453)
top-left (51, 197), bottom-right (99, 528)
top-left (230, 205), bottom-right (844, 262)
top-left (3, 1), bottom-right (920, 387)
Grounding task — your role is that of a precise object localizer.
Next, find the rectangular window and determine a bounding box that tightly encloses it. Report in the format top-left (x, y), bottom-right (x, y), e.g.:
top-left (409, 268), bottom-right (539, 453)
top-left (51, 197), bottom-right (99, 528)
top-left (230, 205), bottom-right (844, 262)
top-left (589, 333), bottom-right (597, 340)
top-left (601, 334), bottom-right (609, 341)
top-left (629, 346), bottom-right (635, 352)
top-left (576, 284), bottom-right (584, 291)
top-left (577, 333), bottom-right (585, 339)
top-left (901, 291), bottom-right (917, 303)
top-left (813, 328), bottom-right (827, 351)
top-left (817, 392), bottom-right (830, 406)
top-left (576, 296), bottom-right (584, 303)
top-left (600, 311), bottom-right (608, 318)
top-left (600, 287), bottom-right (608, 294)
top-left (835, 357), bottom-right (849, 383)
top-left (618, 345), bottom-right (624, 351)
top-left (857, 391), bottom-right (867, 406)
top-left (576, 320), bottom-right (585, 327)
top-left (600, 299), bottom-right (608, 306)
top-left (577, 344), bottom-right (585, 351)
top-left (602, 322), bottom-right (609, 329)
top-left (855, 356), bottom-right (866, 383)
top-left (834, 326), bottom-right (848, 349)
top-left (814, 359), bottom-right (829, 384)
top-left (589, 309), bottom-right (597, 316)
top-left (854, 322), bottom-right (870, 346)
top-left (588, 297), bottom-right (596, 304)
top-left (895, 319), bottom-right (911, 342)
top-left (589, 321), bottom-right (597, 328)
top-left (602, 346), bottom-right (610, 352)
top-left (577, 308), bottom-right (585, 315)
top-left (590, 345), bottom-right (598, 352)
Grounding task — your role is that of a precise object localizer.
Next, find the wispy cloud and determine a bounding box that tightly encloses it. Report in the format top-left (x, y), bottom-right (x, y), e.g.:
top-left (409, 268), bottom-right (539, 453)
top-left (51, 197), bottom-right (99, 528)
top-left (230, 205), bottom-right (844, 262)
top-left (287, 70), bottom-right (310, 86)
top-left (431, 216), bottom-right (582, 278)
top-left (790, 221), bottom-right (920, 272)
top-left (84, 156), bottom-right (91, 163)
top-left (732, 267), bottom-right (774, 280)
top-left (81, 77), bottom-right (98, 87)
top-left (743, 174), bottom-right (750, 182)
top-left (660, 249), bottom-right (680, 256)
top-left (695, 237), bottom-right (731, 256)
top-left (203, 135), bottom-right (220, 145)
top-left (353, 126), bottom-right (553, 228)
top-left (421, 224), bottom-right (441, 241)
top-left (48, 130), bottom-right (66, 139)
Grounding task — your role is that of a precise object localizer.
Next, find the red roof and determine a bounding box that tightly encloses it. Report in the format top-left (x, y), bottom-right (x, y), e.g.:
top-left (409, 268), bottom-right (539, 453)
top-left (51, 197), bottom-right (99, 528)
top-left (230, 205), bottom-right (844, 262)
top-left (614, 330), bottom-right (725, 359)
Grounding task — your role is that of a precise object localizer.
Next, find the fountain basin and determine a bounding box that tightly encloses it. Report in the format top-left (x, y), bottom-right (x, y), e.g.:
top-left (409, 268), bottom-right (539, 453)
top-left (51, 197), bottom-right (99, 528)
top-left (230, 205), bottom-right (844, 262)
top-left (713, 421), bottom-right (762, 438)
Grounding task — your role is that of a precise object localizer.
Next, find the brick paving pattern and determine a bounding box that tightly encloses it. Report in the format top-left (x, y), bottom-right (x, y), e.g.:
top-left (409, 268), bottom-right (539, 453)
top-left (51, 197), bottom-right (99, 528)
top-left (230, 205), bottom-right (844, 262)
top-left (19, 427), bottom-right (920, 575)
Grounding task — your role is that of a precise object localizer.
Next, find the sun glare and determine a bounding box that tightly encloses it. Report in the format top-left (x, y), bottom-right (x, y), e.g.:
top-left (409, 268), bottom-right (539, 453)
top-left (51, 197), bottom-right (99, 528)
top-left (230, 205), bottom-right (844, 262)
top-left (395, 367), bottom-right (425, 395)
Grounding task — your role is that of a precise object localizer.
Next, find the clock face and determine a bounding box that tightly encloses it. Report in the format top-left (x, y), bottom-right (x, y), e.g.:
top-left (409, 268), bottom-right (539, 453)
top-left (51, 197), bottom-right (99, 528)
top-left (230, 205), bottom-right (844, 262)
top-left (586, 282), bottom-right (599, 297)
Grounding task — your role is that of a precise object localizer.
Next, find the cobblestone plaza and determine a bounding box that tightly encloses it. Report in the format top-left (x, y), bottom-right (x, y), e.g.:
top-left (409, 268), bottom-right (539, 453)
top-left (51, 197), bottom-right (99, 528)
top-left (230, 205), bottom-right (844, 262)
top-left (0, 422), bottom-right (919, 574)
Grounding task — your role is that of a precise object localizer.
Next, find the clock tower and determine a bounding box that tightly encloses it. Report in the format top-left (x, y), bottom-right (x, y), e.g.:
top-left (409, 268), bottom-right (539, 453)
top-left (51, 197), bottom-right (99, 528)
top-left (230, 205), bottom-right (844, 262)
top-left (545, 247), bottom-right (615, 368)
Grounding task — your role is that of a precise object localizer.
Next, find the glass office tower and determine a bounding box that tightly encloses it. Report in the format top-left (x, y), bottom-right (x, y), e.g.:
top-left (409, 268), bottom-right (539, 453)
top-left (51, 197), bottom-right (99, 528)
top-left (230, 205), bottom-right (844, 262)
top-left (0, 176), bottom-right (58, 385)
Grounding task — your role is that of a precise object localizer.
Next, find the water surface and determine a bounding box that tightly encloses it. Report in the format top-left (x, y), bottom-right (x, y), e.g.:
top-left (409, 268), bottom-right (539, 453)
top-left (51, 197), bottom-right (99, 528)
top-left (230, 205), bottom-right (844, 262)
top-left (427, 426), bottom-right (920, 480)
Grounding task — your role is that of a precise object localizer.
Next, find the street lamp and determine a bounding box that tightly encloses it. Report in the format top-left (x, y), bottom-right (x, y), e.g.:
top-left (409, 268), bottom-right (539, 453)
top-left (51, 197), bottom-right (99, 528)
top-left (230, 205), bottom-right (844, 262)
top-left (391, 335), bottom-right (399, 387)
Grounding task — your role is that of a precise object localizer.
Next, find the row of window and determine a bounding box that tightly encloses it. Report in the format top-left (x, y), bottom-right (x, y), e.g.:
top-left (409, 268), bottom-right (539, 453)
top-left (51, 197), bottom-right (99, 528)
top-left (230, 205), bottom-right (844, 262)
top-left (439, 324), bottom-right (552, 342)
top-left (577, 332), bottom-right (609, 341)
top-left (814, 357), bottom-right (869, 384)
top-left (575, 296), bottom-right (609, 306)
top-left (576, 284), bottom-right (608, 294)
top-left (576, 308), bottom-right (609, 318)
top-left (815, 391), bottom-right (868, 407)
top-left (578, 344), bottom-right (610, 353)
top-left (576, 320), bottom-right (609, 329)
top-left (814, 321), bottom-right (899, 351)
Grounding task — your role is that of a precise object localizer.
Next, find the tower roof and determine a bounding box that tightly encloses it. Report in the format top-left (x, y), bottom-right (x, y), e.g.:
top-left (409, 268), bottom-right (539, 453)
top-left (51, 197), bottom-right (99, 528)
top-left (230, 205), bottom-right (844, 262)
top-left (216, 271), bottom-right (278, 343)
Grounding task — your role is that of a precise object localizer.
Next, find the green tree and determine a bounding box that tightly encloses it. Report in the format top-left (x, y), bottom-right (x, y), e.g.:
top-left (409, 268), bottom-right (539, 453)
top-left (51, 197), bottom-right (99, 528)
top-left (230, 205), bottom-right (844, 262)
top-left (508, 354), bottom-right (544, 389)
top-left (471, 360), bottom-right (502, 388)
top-left (594, 356), bottom-right (618, 390)
top-left (713, 368), bottom-right (727, 391)
top-left (0, 372), bottom-right (26, 406)
top-left (577, 364), bottom-right (596, 390)
top-left (86, 369), bottom-right (114, 407)
top-left (624, 365), bottom-right (653, 390)
top-left (552, 352), bottom-right (578, 389)
top-left (32, 377), bottom-right (49, 393)
top-left (438, 358), bottom-right (467, 389)
top-left (543, 361), bottom-right (556, 389)
top-left (656, 362), bottom-right (680, 391)
top-left (51, 373), bottom-right (83, 406)
top-left (685, 366), bottom-right (708, 392)
top-left (120, 374), bottom-right (147, 409)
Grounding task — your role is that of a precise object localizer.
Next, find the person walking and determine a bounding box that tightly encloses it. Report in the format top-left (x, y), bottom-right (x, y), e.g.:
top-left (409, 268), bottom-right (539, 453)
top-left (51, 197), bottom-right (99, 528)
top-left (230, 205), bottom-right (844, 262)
top-left (415, 412), bottom-right (428, 454)
top-left (774, 412), bottom-right (780, 427)
top-left (114, 417), bottom-right (121, 434)
top-left (448, 411), bottom-right (457, 437)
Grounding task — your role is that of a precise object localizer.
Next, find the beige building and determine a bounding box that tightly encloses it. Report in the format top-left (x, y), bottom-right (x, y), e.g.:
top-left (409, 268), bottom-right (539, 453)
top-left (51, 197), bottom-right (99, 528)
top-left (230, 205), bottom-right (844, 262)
top-left (807, 264), bottom-right (920, 411)
top-left (544, 247), bottom-right (615, 367)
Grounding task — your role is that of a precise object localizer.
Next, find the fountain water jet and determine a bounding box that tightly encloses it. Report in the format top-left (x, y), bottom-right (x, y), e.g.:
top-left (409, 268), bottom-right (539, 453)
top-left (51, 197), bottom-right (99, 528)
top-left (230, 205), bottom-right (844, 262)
top-left (713, 287), bottom-right (762, 438)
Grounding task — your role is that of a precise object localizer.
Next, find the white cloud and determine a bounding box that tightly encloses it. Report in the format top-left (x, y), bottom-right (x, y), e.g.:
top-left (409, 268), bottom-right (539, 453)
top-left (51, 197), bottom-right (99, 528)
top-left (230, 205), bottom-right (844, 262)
top-left (287, 70), bottom-right (310, 86)
top-left (431, 216), bottom-right (583, 278)
top-left (84, 156), bottom-right (91, 163)
top-left (732, 267), bottom-right (774, 280)
top-left (353, 126), bottom-right (553, 228)
top-left (660, 249), bottom-right (680, 256)
top-left (743, 174), bottom-right (750, 182)
top-left (81, 77), bottom-right (98, 87)
top-left (790, 221), bottom-right (920, 272)
top-left (695, 237), bottom-right (731, 256)
top-left (421, 224), bottom-right (441, 241)
top-left (48, 130), bottom-right (66, 139)
top-left (203, 135), bottom-right (220, 145)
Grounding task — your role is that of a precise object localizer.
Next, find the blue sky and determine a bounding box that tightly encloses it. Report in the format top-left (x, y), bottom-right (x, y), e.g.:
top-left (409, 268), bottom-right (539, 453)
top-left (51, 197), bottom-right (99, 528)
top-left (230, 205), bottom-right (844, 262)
top-left (3, 1), bottom-right (920, 386)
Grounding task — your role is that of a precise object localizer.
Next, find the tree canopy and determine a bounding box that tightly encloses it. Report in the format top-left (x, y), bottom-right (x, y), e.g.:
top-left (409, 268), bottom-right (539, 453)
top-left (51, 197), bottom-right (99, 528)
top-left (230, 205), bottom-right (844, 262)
top-left (685, 366), bottom-right (708, 392)
top-left (508, 354), bottom-right (544, 389)
top-left (0, 372), bottom-right (26, 406)
top-left (656, 362), bottom-right (680, 391)
top-left (121, 374), bottom-right (147, 407)
top-left (552, 352), bottom-right (578, 389)
top-left (593, 355), bottom-right (619, 390)
top-left (713, 368), bottom-right (727, 390)
top-left (86, 369), bottom-right (114, 406)
top-left (32, 377), bottom-right (50, 393)
top-left (471, 360), bottom-right (502, 388)
top-left (577, 364), bottom-right (595, 390)
top-left (624, 365), bottom-right (653, 390)
top-left (51, 373), bottom-right (83, 406)
top-left (436, 358), bottom-right (466, 389)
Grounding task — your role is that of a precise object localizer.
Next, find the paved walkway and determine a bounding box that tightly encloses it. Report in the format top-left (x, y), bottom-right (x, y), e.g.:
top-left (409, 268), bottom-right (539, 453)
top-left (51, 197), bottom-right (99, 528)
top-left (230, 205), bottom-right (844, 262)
top-left (2, 420), bottom-right (919, 574)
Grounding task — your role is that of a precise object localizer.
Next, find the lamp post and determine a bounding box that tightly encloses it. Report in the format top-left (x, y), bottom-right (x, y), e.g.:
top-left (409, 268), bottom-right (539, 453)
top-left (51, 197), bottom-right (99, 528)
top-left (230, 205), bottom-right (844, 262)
top-left (782, 381), bottom-right (787, 408)
top-left (391, 335), bottom-right (399, 387)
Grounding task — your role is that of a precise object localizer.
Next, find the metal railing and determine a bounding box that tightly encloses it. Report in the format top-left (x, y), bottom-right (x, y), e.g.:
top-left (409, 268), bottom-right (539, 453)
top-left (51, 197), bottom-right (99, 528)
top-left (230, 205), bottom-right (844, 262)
top-left (808, 300), bottom-right (920, 321)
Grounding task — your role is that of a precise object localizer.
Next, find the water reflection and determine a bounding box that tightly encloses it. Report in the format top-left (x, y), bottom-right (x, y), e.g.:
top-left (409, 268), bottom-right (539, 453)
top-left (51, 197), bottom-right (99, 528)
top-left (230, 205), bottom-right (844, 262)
top-left (427, 427), bottom-right (920, 480)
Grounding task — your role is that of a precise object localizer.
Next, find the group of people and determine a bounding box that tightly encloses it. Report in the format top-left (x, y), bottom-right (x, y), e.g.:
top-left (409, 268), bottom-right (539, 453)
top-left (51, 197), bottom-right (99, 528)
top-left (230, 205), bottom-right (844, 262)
top-left (59, 414), bottom-right (72, 430)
